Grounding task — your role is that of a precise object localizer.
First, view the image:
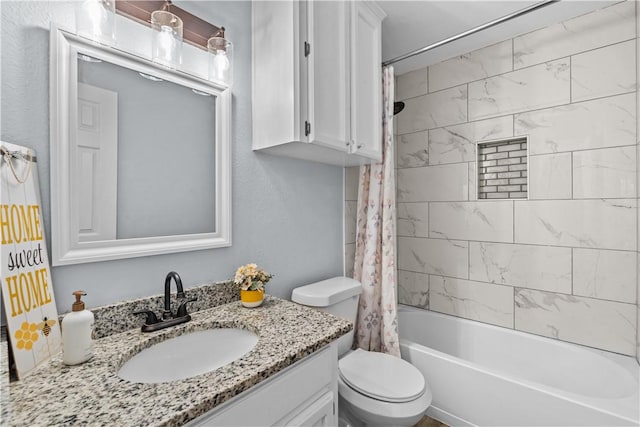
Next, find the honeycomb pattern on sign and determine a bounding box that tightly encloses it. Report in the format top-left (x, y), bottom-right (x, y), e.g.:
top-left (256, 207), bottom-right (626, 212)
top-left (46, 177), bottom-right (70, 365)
top-left (14, 321), bottom-right (40, 351)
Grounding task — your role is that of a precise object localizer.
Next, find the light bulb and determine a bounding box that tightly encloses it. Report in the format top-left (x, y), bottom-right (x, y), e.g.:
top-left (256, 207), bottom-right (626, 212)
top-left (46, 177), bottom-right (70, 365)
top-left (77, 0), bottom-right (114, 42)
top-left (85, 0), bottom-right (104, 35)
top-left (156, 25), bottom-right (176, 62)
top-left (211, 50), bottom-right (230, 83)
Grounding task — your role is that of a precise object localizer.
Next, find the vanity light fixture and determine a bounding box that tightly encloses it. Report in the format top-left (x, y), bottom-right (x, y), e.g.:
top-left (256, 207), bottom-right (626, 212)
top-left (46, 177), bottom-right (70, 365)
top-left (150, 2), bottom-right (183, 69)
top-left (75, 0), bottom-right (116, 45)
top-left (114, 0), bottom-right (230, 86)
top-left (207, 28), bottom-right (233, 86)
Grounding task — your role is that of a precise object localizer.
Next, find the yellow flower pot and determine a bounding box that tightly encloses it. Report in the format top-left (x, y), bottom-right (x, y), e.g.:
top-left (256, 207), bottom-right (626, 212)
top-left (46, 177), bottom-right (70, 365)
top-left (240, 289), bottom-right (264, 308)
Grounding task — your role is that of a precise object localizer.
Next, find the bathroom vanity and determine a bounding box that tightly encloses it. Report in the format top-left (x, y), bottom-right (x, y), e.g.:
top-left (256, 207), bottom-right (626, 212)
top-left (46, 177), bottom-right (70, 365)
top-left (186, 344), bottom-right (337, 426)
top-left (1, 295), bottom-right (351, 426)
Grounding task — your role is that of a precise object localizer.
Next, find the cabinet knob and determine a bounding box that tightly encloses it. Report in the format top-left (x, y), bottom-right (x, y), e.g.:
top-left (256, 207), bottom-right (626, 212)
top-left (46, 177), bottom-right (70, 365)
top-left (356, 144), bottom-right (363, 149)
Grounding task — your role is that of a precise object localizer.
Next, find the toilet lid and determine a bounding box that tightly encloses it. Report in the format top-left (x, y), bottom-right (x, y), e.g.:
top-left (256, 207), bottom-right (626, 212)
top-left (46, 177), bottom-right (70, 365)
top-left (339, 349), bottom-right (425, 403)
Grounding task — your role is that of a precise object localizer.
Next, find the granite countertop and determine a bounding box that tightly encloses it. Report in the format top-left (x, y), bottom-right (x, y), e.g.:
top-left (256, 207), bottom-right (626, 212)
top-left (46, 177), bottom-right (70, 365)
top-left (2, 296), bottom-right (352, 426)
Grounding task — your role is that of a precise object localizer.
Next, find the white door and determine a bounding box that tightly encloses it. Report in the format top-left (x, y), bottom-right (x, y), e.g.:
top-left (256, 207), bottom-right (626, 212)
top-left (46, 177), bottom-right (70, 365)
top-left (75, 83), bottom-right (118, 242)
top-left (350, 1), bottom-right (383, 162)
top-left (306, 0), bottom-right (350, 152)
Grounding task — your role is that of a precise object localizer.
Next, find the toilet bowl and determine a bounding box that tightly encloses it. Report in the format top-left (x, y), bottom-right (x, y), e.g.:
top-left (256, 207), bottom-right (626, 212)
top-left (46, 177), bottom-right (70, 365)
top-left (291, 277), bottom-right (432, 427)
top-left (337, 349), bottom-right (432, 427)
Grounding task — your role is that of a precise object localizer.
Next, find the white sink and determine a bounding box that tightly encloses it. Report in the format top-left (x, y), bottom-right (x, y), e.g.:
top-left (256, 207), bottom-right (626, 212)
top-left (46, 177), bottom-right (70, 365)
top-left (118, 328), bottom-right (259, 383)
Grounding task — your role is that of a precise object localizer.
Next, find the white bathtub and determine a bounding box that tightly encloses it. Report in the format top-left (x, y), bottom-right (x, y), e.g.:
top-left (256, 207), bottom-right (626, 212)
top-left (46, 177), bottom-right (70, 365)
top-left (398, 305), bottom-right (640, 426)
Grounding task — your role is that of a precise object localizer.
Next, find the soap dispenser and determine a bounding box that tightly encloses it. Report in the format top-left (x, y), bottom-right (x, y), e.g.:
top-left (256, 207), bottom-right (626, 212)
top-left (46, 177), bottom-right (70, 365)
top-left (61, 290), bottom-right (95, 365)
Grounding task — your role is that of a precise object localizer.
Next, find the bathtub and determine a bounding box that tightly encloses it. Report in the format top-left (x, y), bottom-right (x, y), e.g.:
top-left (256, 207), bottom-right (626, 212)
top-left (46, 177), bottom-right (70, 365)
top-left (398, 305), bottom-right (640, 426)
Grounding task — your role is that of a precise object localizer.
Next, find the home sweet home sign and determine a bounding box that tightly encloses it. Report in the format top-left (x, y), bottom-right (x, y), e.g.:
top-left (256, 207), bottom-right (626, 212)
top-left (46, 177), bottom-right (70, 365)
top-left (1, 141), bottom-right (61, 379)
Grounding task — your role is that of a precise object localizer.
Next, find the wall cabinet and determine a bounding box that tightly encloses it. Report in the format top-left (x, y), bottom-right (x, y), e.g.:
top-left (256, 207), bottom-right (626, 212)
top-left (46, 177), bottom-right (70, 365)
top-left (252, 1), bottom-right (386, 166)
top-left (185, 344), bottom-right (338, 426)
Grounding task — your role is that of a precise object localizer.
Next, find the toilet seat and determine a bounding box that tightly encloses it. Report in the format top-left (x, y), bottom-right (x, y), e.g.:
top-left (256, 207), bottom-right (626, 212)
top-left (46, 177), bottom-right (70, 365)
top-left (339, 349), bottom-right (425, 403)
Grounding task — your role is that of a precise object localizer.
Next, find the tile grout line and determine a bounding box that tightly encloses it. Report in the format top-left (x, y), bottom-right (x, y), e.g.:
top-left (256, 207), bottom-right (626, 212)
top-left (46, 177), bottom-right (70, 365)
top-left (396, 143), bottom-right (637, 171)
top-left (466, 82), bottom-right (470, 125)
top-left (396, 235), bottom-right (636, 254)
top-left (569, 55), bottom-right (573, 103)
top-left (511, 37), bottom-right (515, 72)
top-left (571, 150), bottom-right (574, 199)
top-left (571, 247), bottom-right (574, 296)
top-left (397, 91), bottom-right (635, 138)
top-left (426, 65), bottom-right (429, 96)
top-left (394, 270), bottom-right (636, 306)
top-left (513, 292), bottom-right (516, 330)
top-left (399, 197), bottom-right (637, 204)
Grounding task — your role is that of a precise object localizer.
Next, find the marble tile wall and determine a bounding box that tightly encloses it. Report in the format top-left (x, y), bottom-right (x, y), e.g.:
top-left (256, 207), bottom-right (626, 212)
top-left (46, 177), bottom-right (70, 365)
top-left (344, 166), bottom-right (359, 279)
top-left (392, 1), bottom-right (638, 357)
top-left (636, 0), bottom-right (640, 365)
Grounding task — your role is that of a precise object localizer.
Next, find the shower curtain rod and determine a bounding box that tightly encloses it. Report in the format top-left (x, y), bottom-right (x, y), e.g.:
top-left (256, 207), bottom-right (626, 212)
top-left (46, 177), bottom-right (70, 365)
top-left (382, 0), bottom-right (559, 67)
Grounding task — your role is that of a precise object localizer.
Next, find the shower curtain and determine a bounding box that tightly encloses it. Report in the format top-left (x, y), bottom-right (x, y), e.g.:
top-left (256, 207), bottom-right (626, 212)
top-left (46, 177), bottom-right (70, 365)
top-left (353, 66), bottom-right (400, 357)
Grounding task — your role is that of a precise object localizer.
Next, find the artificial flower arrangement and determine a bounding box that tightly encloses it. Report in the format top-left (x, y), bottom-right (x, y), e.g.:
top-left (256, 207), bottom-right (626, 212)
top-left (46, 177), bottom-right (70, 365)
top-left (234, 263), bottom-right (273, 308)
top-left (234, 263), bottom-right (273, 291)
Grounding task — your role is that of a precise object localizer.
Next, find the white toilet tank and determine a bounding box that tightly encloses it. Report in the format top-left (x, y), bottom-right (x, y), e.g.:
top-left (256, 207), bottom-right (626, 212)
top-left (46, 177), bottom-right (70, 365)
top-left (291, 277), bottom-right (362, 356)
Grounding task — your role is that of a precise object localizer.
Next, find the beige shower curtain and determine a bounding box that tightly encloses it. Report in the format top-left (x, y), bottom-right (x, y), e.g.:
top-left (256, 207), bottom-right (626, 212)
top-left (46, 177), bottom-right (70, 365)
top-left (353, 66), bottom-right (400, 357)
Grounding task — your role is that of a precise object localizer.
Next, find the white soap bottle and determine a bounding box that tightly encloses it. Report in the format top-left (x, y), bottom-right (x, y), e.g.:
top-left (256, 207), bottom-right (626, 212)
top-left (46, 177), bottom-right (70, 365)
top-left (61, 290), bottom-right (95, 365)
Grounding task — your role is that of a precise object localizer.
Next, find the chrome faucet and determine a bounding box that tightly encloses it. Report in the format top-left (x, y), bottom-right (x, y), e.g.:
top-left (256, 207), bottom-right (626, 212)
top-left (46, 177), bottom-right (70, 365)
top-left (133, 271), bottom-right (197, 333)
top-left (163, 271), bottom-right (186, 319)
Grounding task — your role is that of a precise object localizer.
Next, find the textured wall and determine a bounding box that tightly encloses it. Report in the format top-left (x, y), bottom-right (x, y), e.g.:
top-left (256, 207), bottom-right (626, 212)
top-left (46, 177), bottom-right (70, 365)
top-left (1, 1), bottom-right (344, 313)
top-left (346, 1), bottom-right (638, 356)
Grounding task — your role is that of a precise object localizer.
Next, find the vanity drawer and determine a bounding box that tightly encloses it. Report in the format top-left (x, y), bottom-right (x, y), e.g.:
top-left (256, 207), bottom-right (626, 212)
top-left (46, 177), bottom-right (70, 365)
top-left (187, 343), bottom-right (338, 426)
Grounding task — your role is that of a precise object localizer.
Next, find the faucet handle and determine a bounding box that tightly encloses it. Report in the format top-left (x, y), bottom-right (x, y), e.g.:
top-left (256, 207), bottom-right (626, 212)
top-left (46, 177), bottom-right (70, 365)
top-left (176, 298), bottom-right (197, 318)
top-left (134, 310), bottom-right (160, 325)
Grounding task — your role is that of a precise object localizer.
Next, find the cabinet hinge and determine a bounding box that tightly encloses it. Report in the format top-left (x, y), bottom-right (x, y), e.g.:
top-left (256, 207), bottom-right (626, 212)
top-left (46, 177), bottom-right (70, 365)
top-left (304, 41), bottom-right (311, 57)
top-left (333, 401), bottom-right (336, 415)
top-left (305, 121), bottom-right (311, 136)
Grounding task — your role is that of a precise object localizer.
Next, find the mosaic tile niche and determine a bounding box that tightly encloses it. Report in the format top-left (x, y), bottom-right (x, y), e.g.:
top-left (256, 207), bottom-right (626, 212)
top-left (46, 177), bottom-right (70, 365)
top-left (477, 137), bottom-right (528, 199)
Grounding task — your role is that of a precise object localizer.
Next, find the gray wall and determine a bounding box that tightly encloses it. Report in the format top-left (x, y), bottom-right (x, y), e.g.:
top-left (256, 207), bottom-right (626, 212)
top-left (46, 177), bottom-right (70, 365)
top-left (1, 1), bottom-right (344, 313)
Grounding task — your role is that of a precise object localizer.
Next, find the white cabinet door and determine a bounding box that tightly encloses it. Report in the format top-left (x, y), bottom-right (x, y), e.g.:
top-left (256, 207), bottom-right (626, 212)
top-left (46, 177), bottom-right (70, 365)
top-left (286, 391), bottom-right (335, 427)
top-left (349, 1), bottom-right (383, 162)
top-left (307, 0), bottom-right (350, 152)
top-left (185, 345), bottom-right (338, 427)
top-left (251, 1), bottom-right (305, 151)
top-left (251, 1), bottom-right (385, 166)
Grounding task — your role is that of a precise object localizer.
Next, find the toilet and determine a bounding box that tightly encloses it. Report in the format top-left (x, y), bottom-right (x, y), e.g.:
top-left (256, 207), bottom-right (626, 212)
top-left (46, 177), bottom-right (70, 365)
top-left (291, 277), bottom-right (432, 427)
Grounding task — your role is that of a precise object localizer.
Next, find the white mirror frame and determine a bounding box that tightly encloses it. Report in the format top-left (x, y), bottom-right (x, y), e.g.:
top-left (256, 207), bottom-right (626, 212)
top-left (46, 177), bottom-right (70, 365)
top-left (50, 25), bottom-right (231, 266)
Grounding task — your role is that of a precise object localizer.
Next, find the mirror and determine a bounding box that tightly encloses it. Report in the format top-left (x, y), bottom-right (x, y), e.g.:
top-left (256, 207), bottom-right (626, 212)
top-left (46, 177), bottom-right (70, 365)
top-left (50, 26), bottom-right (231, 265)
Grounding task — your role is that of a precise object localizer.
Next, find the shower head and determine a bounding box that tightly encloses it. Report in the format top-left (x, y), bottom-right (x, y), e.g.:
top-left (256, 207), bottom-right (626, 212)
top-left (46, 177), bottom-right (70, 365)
top-left (393, 101), bottom-right (405, 115)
